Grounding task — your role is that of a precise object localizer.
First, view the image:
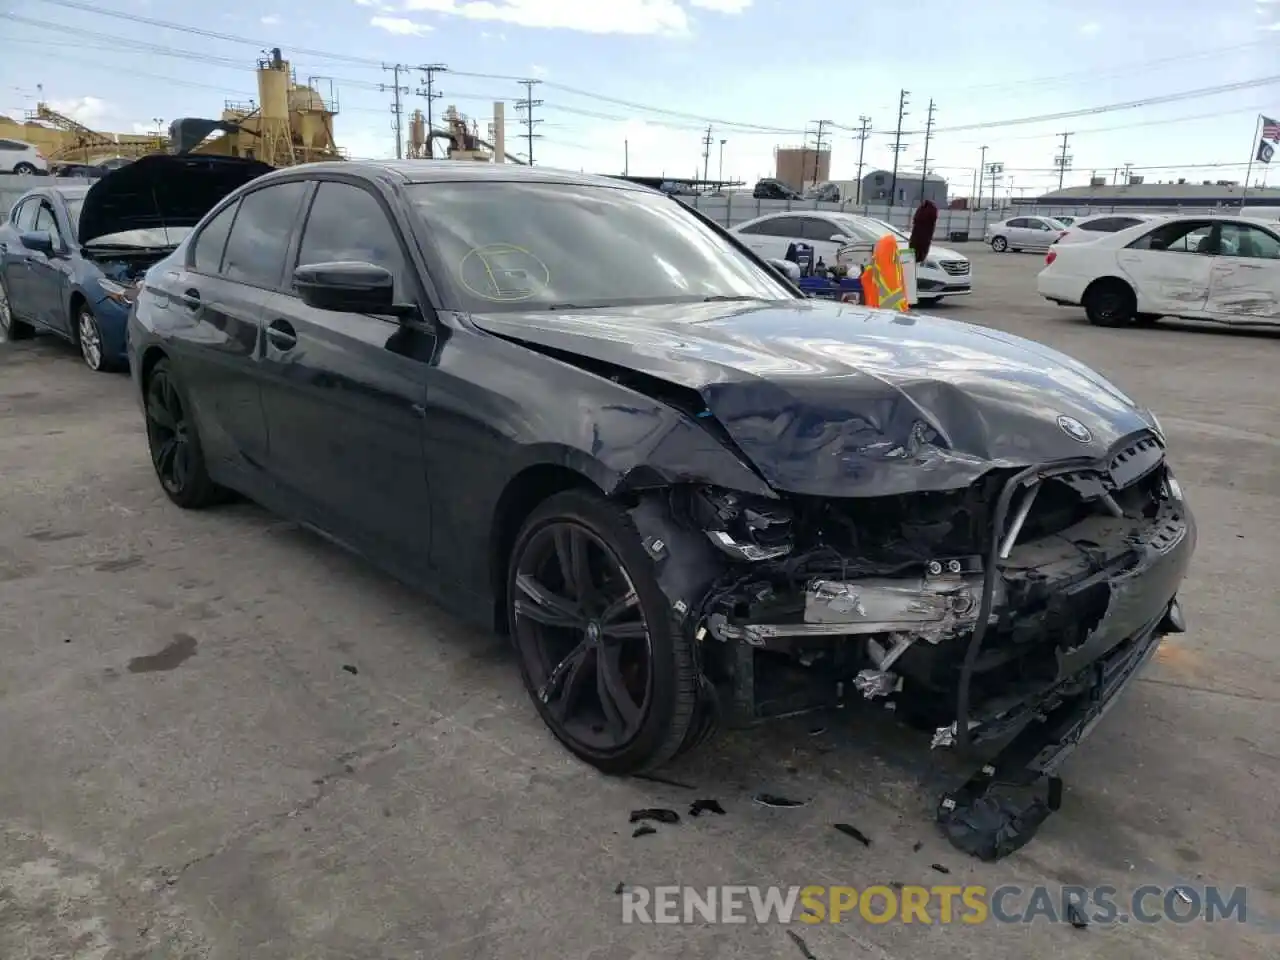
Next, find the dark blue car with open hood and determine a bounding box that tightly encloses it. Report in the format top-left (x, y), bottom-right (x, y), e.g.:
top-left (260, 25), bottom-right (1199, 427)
top-left (0, 154), bottom-right (272, 371)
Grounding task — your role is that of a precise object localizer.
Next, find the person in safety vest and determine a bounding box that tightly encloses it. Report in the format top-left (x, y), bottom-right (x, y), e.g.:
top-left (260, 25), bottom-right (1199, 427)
top-left (859, 233), bottom-right (908, 311)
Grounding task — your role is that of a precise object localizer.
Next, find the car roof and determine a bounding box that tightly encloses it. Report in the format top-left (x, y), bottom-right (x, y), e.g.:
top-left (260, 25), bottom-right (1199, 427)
top-left (254, 159), bottom-right (652, 192)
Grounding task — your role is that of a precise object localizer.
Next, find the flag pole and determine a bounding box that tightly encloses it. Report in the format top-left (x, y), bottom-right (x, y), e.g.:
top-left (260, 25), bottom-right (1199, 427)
top-left (1241, 113), bottom-right (1261, 209)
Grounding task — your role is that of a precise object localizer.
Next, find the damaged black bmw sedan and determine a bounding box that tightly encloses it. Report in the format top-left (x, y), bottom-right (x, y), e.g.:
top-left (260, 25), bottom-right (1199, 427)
top-left (128, 162), bottom-right (1194, 779)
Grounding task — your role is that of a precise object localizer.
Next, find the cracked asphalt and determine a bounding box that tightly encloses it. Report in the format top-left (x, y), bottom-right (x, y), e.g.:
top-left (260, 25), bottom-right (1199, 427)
top-left (1, 247), bottom-right (1276, 959)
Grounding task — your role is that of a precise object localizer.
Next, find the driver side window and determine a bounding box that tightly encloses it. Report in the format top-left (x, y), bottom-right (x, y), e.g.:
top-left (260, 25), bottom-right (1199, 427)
top-left (294, 181), bottom-right (408, 301)
top-left (1128, 221), bottom-right (1213, 254)
top-left (1218, 222), bottom-right (1280, 260)
top-left (32, 202), bottom-right (61, 241)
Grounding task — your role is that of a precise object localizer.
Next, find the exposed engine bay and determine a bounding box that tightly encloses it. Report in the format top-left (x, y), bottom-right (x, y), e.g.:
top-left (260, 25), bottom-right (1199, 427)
top-left (623, 428), bottom-right (1193, 848)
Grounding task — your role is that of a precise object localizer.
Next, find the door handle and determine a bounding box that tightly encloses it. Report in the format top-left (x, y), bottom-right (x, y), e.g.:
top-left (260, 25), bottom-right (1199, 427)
top-left (179, 288), bottom-right (201, 310)
top-left (266, 319), bottom-right (297, 350)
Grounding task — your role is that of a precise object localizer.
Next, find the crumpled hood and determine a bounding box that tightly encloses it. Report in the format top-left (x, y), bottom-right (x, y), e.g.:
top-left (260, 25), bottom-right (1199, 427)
top-left (78, 154), bottom-right (273, 246)
top-left (471, 299), bottom-right (1159, 497)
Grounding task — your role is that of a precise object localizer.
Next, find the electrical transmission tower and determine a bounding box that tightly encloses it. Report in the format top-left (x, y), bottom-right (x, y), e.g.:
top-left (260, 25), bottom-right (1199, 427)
top-left (807, 119), bottom-right (830, 186)
top-left (853, 115), bottom-right (871, 203)
top-left (415, 63), bottom-right (447, 158)
top-left (515, 78), bottom-right (543, 165)
top-left (889, 90), bottom-right (910, 206)
top-left (1055, 131), bottom-right (1073, 190)
top-left (380, 63), bottom-right (410, 160)
top-left (918, 99), bottom-right (937, 201)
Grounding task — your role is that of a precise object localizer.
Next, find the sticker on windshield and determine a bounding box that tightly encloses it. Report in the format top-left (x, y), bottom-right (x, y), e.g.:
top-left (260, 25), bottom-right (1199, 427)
top-left (458, 244), bottom-right (550, 302)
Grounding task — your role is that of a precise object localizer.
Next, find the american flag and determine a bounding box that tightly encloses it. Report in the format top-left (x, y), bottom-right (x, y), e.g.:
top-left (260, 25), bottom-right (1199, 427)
top-left (1263, 115), bottom-right (1280, 143)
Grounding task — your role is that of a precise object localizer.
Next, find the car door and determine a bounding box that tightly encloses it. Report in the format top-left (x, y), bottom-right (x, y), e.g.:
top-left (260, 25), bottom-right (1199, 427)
top-left (1116, 219), bottom-right (1216, 315)
top-left (1003, 218), bottom-right (1030, 246)
top-left (0, 198), bottom-right (38, 318)
top-left (164, 180), bottom-right (310, 475)
top-left (26, 198), bottom-right (76, 334)
top-left (1205, 221), bottom-right (1280, 324)
top-left (256, 177), bottom-right (434, 569)
top-left (1026, 217), bottom-right (1059, 249)
top-left (798, 216), bottom-right (850, 263)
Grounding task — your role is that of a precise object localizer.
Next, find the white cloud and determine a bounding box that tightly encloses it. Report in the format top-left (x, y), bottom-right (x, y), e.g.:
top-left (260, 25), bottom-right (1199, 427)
top-left (371, 15), bottom-right (434, 34)
top-left (1079, 21), bottom-right (1100, 35)
top-left (530, 64), bottom-right (549, 77)
top-left (47, 97), bottom-right (109, 124)
top-left (355, 0), bottom-right (374, 5)
top-left (261, 14), bottom-right (281, 24)
top-left (400, 0), bottom-right (692, 36)
top-left (690, 0), bottom-right (753, 11)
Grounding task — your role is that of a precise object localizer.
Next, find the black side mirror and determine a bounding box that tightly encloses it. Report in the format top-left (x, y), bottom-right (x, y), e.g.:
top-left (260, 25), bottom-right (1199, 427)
top-left (293, 261), bottom-right (415, 319)
top-left (20, 231), bottom-right (55, 255)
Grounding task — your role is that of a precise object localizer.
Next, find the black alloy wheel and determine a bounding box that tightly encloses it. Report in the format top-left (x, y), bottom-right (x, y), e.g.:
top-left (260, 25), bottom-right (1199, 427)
top-left (508, 490), bottom-right (697, 774)
top-left (1084, 280), bottom-right (1136, 328)
top-left (144, 359), bottom-right (223, 508)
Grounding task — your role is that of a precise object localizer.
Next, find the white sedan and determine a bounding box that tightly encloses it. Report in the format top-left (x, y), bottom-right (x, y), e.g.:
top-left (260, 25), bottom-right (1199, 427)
top-left (1037, 214), bottom-right (1280, 327)
top-left (1053, 213), bottom-right (1157, 246)
top-left (731, 211), bottom-right (973, 305)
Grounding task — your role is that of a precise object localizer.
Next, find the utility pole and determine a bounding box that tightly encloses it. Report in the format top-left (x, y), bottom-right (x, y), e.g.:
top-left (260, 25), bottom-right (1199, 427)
top-left (808, 119), bottom-right (830, 186)
top-left (380, 63), bottom-right (410, 160)
top-left (718, 138), bottom-right (727, 184)
top-left (1122, 161), bottom-right (1134, 184)
top-left (701, 124), bottom-right (713, 183)
top-left (986, 160), bottom-right (1004, 210)
top-left (415, 63), bottom-right (447, 158)
top-left (854, 115), bottom-right (871, 203)
top-left (1054, 131), bottom-right (1073, 191)
top-left (515, 78), bottom-right (542, 165)
top-left (889, 89), bottom-right (910, 206)
top-left (918, 99), bottom-right (937, 204)
top-left (976, 145), bottom-right (988, 208)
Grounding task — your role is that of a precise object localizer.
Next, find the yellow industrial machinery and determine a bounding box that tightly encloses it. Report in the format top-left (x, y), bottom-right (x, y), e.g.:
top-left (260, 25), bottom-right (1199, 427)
top-left (5, 104), bottom-right (161, 163)
top-left (183, 48), bottom-right (344, 165)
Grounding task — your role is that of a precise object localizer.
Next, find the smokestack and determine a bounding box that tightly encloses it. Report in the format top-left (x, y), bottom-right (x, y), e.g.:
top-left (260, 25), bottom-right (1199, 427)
top-left (493, 101), bottom-right (505, 163)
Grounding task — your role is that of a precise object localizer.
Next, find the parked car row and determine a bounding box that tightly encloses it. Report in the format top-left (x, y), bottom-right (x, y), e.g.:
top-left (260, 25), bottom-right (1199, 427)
top-left (730, 210), bottom-right (973, 305)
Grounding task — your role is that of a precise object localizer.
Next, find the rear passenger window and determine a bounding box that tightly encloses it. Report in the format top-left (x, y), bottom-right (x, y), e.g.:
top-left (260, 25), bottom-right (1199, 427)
top-left (190, 201), bottom-right (238, 275)
top-left (295, 182), bottom-right (406, 298)
top-left (221, 181), bottom-right (308, 288)
top-left (1081, 218), bottom-right (1112, 231)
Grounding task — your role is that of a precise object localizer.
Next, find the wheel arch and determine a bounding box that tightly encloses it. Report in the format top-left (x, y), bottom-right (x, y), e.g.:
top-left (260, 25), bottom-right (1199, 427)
top-left (1082, 274), bottom-right (1136, 303)
top-left (138, 344), bottom-right (169, 395)
top-left (488, 461), bottom-right (603, 633)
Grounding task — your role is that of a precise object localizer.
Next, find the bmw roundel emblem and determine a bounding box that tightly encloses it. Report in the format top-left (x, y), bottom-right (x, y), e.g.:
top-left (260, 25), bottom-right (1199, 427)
top-left (1057, 415), bottom-right (1093, 443)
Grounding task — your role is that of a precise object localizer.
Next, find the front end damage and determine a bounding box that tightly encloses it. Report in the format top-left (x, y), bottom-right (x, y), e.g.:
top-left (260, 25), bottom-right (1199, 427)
top-left (627, 429), bottom-right (1194, 852)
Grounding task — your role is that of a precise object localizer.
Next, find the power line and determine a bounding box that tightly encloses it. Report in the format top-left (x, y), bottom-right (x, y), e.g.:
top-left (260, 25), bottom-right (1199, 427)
top-left (889, 90), bottom-right (909, 207)
top-left (516, 78), bottom-right (543, 166)
top-left (14, 3), bottom-right (1280, 141)
top-left (380, 64), bottom-right (410, 160)
top-left (415, 63), bottom-right (447, 157)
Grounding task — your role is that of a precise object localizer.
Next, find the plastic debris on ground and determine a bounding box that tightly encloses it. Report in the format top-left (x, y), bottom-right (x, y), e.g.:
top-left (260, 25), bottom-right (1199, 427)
top-left (753, 793), bottom-right (806, 809)
top-left (786, 929), bottom-right (818, 959)
top-left (632, 824), bottom-right (657, 838)
top-left (832, 823), bottom-right (871, 847)
top-left (936, 778), bottom-right (1062, 862)
top-left (630, 808), bottom-right (680, 825)
top-left (689, 798), bottom-right (725, 817)
top-left (930, 863), bottom-right (951, 875)
top-left (341, 664), bottom-right (358, 675)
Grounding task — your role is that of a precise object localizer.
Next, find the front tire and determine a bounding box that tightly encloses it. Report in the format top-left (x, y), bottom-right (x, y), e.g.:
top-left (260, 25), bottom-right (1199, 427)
top-left (143, 359), bottom-right (226, 509)
top-left (1084, 279), bottom-right (1136, 327)
top-left (74, 305), bottom-right (118, 372)
top-left (918, 296), bottom-right (943, 306)
top-left (12, 162), bottom-right (36, 175)
top-left (990, 236), bottom-right (1008, 252)
top-left (507, 489), bottom-right (697, 775)
top-left (0, 278), bottom-right (35, 340)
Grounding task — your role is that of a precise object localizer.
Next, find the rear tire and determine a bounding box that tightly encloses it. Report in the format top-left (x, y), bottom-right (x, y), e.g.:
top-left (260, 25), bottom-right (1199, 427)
top-left (507, 489), bottom-right (698, 774)
top-left (12, 162), bottom-right (37, 175)
top-left (0, 277), bottom-right (34, 340)
top-left (143, 359), bottom-right (226, 509)
top-left (990, 236), bottom-right (1008, 252)
top-left (1084, 279), bottom-right (1137, 328)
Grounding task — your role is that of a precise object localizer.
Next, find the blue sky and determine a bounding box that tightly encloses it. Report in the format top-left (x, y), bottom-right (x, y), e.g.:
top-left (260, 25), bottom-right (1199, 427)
top-left (4, 0), bottom-right (1280, 196)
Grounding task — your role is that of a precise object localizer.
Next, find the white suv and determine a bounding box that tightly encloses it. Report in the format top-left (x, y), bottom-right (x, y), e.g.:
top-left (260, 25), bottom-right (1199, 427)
top-left (0, 139), bottom-right (49, 175)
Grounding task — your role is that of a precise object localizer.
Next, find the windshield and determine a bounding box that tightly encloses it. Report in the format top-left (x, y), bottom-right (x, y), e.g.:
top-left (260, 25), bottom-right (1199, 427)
top-left (407, 181), bottom-right (794, 311)
top-left (830, 215), bottom-right (906, 243)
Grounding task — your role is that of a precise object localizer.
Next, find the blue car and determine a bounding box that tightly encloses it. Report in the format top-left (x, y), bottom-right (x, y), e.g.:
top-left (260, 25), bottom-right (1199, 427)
top-left (0, 155), bottom-right (272, 371)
